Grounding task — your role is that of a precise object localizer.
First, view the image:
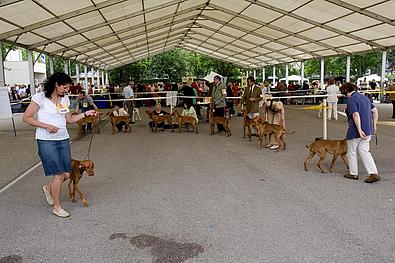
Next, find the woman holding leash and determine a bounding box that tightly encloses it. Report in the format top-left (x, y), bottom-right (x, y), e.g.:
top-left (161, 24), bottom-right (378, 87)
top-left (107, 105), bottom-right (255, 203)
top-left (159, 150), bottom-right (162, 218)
top-left (23, 73), bottom-right (97, 218)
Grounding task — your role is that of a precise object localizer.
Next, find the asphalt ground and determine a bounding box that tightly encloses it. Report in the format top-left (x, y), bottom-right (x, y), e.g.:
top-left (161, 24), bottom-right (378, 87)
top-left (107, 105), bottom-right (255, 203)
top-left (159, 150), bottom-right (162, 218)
top-left (0, 104), bottom-right (394, 263)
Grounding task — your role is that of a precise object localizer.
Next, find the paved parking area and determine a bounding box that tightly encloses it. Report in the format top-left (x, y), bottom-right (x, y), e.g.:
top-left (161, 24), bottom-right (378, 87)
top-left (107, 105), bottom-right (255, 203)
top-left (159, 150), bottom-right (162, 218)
top-left (0, 105), bottom-right (394, 263)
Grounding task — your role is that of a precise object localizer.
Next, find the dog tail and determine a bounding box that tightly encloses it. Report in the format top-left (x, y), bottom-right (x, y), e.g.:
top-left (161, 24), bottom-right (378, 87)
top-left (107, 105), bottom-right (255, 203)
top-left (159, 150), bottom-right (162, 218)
top-left (305, 143), bottom-right (312, 148)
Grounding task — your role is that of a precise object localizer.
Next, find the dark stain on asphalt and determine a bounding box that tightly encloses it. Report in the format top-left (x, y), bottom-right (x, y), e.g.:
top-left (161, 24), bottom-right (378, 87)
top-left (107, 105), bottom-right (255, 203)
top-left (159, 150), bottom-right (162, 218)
top-left (0, 255), bottom-right (22, 263)
top-left (110, 233), bottom-right (204, 263)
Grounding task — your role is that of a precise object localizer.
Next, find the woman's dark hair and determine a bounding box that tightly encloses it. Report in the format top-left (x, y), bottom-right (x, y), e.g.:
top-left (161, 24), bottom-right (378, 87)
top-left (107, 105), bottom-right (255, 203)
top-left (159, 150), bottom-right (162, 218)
top-left (340, 82), bottom-right (357, 95)
top-left (44, 72), bottom-right (72, 98)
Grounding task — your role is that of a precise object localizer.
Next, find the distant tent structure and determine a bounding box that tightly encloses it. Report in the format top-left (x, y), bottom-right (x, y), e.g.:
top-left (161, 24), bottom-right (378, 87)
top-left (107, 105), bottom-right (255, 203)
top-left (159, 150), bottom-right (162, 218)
top-left (204, 71), bottom-right (223, 83)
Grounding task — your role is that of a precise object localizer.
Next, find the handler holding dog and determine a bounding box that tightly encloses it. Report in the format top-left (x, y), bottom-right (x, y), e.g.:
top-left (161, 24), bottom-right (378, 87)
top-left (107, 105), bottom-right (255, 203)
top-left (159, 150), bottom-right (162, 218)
top-left (239, 76), bottom-right (262, 119)
top-left (23, 73), bottom-right (97, 218)
top-left (341, 82), bottom-right (380, 183)
top-left (210, 75), bottom-right (227, 131)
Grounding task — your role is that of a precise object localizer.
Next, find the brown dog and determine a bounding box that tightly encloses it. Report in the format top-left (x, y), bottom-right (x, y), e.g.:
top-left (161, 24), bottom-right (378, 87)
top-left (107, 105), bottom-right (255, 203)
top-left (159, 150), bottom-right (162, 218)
top-left (241, 109), bottom-right (259, 141)
top-left (208, 109), bottom-right (231, 136)
top-left (257, 120), bottom-right (295, 149)
top-left (68, 159), bottom-right (95, 207)
top-left (145, 110), bottom-right (174, 132)
top-left (107, 111), bottom-right (131, 135)
top-left (304, 139), bottom-right (349, 173)
top-left (174, 111), bottom-right (198, 133)
top-left (76, 114), bottom-right (101, 137)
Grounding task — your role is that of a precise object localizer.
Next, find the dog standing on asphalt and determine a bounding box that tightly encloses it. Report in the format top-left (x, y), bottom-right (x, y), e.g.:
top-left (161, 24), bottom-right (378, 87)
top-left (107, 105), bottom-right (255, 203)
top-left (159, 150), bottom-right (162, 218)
top-left (68, 159), bottom-right (95, 207)
top-left (304, 139), bottom-right (349, 173)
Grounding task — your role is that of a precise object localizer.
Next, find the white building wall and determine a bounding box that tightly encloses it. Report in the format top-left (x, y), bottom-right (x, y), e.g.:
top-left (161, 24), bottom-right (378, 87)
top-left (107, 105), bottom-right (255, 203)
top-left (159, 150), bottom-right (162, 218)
top-left (4, 61), bottom-right (46, 85)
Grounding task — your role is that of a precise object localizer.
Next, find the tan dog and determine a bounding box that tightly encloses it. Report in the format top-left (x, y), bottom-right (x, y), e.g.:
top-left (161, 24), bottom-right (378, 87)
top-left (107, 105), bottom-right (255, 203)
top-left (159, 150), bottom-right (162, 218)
top-left (76, 114), bottom-right (101, 137)
top-left (241, 109), bottom-right (259, 141)
top-left (257, 120), bottom-right (295, 149)
top-left (174, 111), bottom-right (198, 133)
top-left (208, 109), bottom-right (231, 136)
top-left (304, 139), bottom-right (349, 173)
top-left (107, 111), bottom-right (131, 135)
top-left (145, 110), bottom-right (174, 132)
top-left (68, 159), bottom-right (95, 207)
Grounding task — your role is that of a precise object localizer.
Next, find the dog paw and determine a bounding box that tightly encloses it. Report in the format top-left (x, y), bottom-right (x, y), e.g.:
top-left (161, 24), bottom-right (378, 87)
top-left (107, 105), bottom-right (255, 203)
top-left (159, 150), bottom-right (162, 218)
top-left (83, 203), bottom-right (89, 207)
top-left (71, 199), bottom-right (76, 203)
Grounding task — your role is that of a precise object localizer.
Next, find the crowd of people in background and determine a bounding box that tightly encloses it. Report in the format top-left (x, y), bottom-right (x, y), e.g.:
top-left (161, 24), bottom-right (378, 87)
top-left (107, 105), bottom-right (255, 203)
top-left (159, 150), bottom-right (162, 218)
top-left (5, 73), bottom-right (395, 122)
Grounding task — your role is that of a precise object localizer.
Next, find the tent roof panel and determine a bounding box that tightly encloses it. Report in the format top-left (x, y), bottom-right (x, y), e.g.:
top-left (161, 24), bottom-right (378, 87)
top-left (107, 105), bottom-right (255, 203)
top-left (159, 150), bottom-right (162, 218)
top-left (340, 43), bottom-right (373, 53)
top-left (241, 34), bottom-right (270, 45)
top-left (64, 11), bottom-right (105, 30)
top-left (242, 5), bottom-right (283, 23)
top-left (299, 27), bottom-right (338, 40)
top-left (367, 1), bottom-right (395, 20)
top-left (178, 0), bottom-right (206, 11)
top-left (36, 0), bottom-right (93, 16)
top-left (258, 0), bottom-right (311, 12)
top-left (373, 36), bottom-right (395, 47)
top-left (57, 35), bottom-right (88, 47)
top-left (211, 32), bottom-right (236, 43)
top-left (1, 0), bottom-right (394, 69)
top-left (6, 33), bottom-right (46, 46)
top-left (0, 1), bottom-right (53, 27)
top-left (351, 24), bottom-right (395, 41)
top-left (227, 17), bottom-right (262, 31)
top-left (293, 0), bottom-right (351, 24)
top-left (270, 16), bottom-right (314, 33)
top-left (320, 35), bottom-right (359, 47)
top-left (279, 36), bottom-right (308, 46)
top-left (210, 0), bottom-right (250, 13)
top-left (44, 42), bottom-right (66, 53)
top-left (254, 27), bottom-right (287, 40)
top-left (32, 22), bottom-right (74, 39)
top-left (343, 0), bottom-right (384, 9)
top-left (314, 50), bottom-right (338, 57)
top-left (111, 16), bottom-right (144, 31)
top-left (82, 26), bottom-right (114, 39)
top-left (196, 20), bottom-right (223, 30)
top-left (100, 0), bottom-right (142, 20)
top-left (281, 48), bottom-right (304, 56)
top-left (232, 40), bottom-right (256, 50)
top-left (0, 20), bottom-right (17, 33)
top-left (145, 5), bottom-right (177, 21)
top-left (325, 13), bottom-right (382, 33)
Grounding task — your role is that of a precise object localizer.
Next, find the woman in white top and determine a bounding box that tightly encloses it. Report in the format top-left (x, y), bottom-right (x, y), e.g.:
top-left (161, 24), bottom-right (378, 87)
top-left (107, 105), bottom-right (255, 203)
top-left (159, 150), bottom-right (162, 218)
top-left (23, 73), bottom-right (97, 218)
top-left (326, 79), bottom-right (340, 120)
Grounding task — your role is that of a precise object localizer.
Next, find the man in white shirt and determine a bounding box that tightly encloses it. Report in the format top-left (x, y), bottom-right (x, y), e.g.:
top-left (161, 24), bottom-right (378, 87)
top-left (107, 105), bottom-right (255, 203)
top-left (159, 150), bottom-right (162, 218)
top-left (123, 81), bottom-right (134, 123)
top-left (326, 79), bottom-right (340, 120)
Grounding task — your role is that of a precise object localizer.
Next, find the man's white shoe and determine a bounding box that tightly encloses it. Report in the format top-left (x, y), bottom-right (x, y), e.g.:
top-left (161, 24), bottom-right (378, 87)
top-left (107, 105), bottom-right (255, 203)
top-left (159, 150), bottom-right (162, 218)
top-left (42, 185), bottom-right (54, 206)
top-left (270, 145), bottom-right (279, 150)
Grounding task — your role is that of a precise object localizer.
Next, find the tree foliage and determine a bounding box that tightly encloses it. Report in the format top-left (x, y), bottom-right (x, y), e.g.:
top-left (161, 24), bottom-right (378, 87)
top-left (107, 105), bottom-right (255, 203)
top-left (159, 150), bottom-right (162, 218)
top-left (109, 48), bottom-right (246, 84)
top-left (304, 53), bottom-right (382, 80)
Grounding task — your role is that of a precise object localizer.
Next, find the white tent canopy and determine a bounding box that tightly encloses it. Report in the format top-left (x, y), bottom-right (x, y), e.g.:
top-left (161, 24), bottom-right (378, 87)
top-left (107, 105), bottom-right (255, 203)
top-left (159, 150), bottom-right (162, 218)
top-left (203, 71), bottom-right (222, 83)
top-left (0, 0), bottom-right (395, 70)
top-left (279, 75), bottom-right (309, 83)
top-left (357, 74), bottom-right (388, 84)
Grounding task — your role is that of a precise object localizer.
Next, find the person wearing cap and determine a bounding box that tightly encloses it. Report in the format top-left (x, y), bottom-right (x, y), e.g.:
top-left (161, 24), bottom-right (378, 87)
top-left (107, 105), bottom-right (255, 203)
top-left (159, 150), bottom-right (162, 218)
top-left (262, 94), bottom-right (285, 150)
top-left (210, 75), bottom-right (227, 131)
